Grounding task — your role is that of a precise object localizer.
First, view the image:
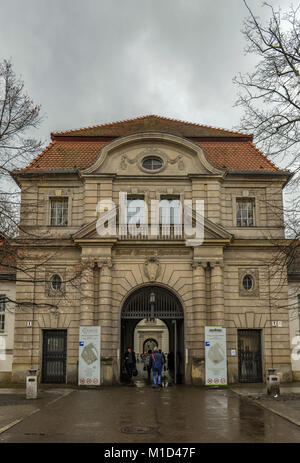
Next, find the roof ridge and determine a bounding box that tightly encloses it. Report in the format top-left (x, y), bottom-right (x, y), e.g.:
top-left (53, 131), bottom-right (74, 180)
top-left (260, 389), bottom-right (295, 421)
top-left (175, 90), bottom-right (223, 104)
top-left (51, 114), bottom-right (252, 138)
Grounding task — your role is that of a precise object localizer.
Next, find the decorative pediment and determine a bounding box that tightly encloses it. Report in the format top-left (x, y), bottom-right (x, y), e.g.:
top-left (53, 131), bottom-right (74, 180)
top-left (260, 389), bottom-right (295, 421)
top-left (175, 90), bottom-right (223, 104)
top-left (80, 132), bottom-right (226, 177)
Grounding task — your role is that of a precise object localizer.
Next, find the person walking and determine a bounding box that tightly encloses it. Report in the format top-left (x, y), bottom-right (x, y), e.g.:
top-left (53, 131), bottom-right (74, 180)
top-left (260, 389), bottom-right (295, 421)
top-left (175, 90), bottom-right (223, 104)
top-left (145, 349), bottom-right (152, 383)
top-left (124, 347), bottom-right (136, 379)
top-left (159, 349), bottom-right (166, 364)
top-left (149, 347), bottom-right (165, 388)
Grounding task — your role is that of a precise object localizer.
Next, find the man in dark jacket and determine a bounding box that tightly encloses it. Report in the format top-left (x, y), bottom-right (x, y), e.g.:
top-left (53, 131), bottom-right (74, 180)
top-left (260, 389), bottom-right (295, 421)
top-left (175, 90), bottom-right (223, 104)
top-left (149, 347), bottom-right (165, 388)
top-left (124, 347), bottom-right (136, 378)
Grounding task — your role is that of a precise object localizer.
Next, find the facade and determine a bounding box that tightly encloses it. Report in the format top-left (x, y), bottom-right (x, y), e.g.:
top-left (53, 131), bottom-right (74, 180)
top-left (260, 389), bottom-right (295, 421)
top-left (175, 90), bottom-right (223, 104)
top-left (11, 115), bottom-right (293, 385)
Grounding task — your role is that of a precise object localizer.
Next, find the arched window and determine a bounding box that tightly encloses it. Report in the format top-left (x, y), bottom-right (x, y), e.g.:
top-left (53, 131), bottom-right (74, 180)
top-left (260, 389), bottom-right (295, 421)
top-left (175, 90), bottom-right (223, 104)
top-left (51, 274), bottom-right (62, 291)
top-left (243, 274), bottom-right (254, 291)
top-left (142, 157), bottom-right (163, 171)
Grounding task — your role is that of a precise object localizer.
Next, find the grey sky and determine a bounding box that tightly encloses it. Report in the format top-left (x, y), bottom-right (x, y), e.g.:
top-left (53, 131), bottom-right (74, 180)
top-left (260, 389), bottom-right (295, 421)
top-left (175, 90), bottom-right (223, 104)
top-left (0, 0), bottom-right (292, 146)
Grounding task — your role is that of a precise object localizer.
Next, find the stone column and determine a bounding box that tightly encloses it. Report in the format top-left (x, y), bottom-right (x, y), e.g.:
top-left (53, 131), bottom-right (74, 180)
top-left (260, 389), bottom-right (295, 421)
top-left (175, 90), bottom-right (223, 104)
top-left (80, 259), bottom-right (95, 326)
top-left (192, 260), bottom-right (207, 345)
top-left (210, 262), bottom-right (225, 326)
top-left (191, 260), bottom-right (207, 384)
top-left (97, 258), bottom-right (113, 357)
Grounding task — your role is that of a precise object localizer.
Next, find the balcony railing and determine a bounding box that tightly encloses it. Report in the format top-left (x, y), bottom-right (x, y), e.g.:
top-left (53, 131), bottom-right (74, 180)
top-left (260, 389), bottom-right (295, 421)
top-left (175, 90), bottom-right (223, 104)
top-left (97, 205), bottom-right (198, 241)
top-left (119, 224), bottom-right (184, 240)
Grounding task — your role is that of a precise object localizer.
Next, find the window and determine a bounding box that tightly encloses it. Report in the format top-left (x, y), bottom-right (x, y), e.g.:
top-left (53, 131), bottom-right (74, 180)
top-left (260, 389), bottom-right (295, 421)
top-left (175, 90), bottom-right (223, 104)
top-left (126, 196), bottom-right (145, 225)
top-left (0, 296), bottom-right (5, 332)
top-left (239, 269), bottom-right (259, 297)
top-left (243, 275), bottom-right (254, 291)
top-left (236, 198), bottom-right (255, 227)
top-left (51, 274), bottom-right (62, 291)
top-left (142, 157), bottom-right (163, 171)
top-left (50, 198), bottom-right (68, 227)
top-left (160, 195), bottom-right (181, 225)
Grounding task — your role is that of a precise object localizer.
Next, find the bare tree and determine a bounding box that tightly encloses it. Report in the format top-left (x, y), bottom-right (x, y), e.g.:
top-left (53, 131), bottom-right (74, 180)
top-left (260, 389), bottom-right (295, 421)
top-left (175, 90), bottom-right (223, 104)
top-left (0, 58), bottom-right (44, 238)
top-left (233, 1), bottom-right (300, 176)
top-left (0, 59), bottom-right (43, 183)
top-left (233, 2), bottom-right (300, 317)
top-left (0, 60), bottom-right (84, 312)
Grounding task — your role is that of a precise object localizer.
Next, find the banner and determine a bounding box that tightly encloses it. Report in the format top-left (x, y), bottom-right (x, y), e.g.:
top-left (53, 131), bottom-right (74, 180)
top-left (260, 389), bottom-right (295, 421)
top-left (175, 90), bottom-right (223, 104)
top-left (78, 326), bottom-right (101, 386)
top-left (205, 326), bottom-right (227, 386)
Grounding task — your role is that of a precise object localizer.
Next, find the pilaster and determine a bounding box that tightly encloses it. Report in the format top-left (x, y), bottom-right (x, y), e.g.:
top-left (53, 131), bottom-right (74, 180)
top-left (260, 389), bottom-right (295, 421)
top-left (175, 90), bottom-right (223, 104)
top-left (210, 262), bottom-right (225, 326)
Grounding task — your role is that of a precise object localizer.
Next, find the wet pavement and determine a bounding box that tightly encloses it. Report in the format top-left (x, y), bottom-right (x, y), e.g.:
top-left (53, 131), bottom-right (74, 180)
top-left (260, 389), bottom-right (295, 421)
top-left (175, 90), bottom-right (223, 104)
top-left (0, 387), bottom-right (74, 434)
top-left (231, 383), bottom-right (300, 427)
top-left (1, 384), bottom-right (300, 443)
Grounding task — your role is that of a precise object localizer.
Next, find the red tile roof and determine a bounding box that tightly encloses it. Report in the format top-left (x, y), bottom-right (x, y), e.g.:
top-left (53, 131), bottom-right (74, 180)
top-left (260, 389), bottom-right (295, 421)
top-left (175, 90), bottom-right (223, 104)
top-left (15, 115), bottom-right (287, 174)
top-left (51, 114), bottom-right (251, 139)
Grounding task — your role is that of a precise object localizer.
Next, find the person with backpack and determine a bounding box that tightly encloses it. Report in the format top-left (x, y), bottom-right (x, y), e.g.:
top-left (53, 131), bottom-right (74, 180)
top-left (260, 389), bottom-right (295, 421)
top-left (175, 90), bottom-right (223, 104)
top-left (149, 347), bottom-right (165, 388)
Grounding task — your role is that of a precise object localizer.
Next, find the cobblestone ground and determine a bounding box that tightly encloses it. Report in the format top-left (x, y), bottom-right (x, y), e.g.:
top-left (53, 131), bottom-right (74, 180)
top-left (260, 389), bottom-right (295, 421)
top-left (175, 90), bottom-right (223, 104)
top-left (0, 384), bottom-right (300, 443)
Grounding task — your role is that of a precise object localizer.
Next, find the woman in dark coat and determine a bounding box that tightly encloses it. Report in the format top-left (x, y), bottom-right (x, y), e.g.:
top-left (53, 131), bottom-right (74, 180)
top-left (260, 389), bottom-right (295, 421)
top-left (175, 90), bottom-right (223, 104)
top-left (124, 347), bottom-right (136, 378)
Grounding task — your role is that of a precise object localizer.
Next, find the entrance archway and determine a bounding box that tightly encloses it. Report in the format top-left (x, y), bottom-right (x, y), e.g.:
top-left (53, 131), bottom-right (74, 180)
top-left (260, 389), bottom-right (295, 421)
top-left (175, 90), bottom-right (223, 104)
top-left (120, 285), bottom-right (184, 384)
top-left (143, 338), bottom-right (158, 353)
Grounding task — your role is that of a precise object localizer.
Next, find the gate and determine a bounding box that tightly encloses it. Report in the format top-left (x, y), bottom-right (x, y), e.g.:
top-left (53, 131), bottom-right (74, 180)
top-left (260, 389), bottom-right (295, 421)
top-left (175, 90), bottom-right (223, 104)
top-left (238, 329), bottom-right (262, 383)
top-left (42, 330), bottom-right (67, 383)
top-left (121, 285), bottom-right (184, 384)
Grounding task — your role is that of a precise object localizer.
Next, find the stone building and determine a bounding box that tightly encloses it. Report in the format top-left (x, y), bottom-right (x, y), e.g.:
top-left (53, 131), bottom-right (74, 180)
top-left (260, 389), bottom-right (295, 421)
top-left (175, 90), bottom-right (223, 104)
top-left (11, 115), bottom-right (293, 385)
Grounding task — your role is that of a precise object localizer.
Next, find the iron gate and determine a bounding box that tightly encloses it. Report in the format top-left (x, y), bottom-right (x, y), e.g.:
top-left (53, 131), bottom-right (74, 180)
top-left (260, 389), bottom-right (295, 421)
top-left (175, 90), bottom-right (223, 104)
top-left (121, 286), bottom-right (184, 319)
top-left (42, 330), bottom-right (67, 383)
top-left (238, 329), bottom-right (262, 383)
top-left (121, 285), bottom-right (184, 384)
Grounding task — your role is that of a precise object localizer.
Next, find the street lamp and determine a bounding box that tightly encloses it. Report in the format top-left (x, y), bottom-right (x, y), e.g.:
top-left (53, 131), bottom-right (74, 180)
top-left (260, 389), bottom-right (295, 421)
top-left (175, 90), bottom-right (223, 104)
top-left (149, 291), bottom-right (155, 322)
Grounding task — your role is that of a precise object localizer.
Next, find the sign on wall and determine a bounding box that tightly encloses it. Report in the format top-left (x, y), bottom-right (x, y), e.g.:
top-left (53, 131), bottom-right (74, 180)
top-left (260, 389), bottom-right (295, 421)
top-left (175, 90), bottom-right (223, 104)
top-left (205, 326), bottom-right (227, 386)
top-left (78, 326), bottom-right (101, 386)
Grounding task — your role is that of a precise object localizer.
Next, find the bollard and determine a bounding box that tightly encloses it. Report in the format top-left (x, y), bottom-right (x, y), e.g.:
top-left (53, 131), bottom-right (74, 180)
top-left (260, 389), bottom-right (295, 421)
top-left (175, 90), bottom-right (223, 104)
top-left (26, 369), bottom-right (38, 399)
top-left (266, 368), bottom-right (280, 396)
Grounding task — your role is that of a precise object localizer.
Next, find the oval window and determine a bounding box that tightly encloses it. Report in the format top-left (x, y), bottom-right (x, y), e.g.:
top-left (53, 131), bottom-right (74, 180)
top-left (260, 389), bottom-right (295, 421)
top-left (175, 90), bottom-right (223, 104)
top-left (243, 274), bottom-right (254, 291)
top-left (142, 157), bottom-right (163, 171)
top-left (51, 274), bottom-right (62, 291)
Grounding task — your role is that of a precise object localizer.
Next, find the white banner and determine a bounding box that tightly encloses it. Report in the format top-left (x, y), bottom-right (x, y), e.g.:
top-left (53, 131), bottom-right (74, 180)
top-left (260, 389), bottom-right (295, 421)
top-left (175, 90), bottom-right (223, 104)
top-left (205, 326), bottom-right (227, 386)
top-left (78, 326), bottom-right (101, 386)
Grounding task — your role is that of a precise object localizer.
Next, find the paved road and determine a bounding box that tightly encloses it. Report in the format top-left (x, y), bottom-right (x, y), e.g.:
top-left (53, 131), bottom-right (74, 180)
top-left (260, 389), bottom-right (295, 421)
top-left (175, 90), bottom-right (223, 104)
top-left (1, 385), bottom-right (300, 443)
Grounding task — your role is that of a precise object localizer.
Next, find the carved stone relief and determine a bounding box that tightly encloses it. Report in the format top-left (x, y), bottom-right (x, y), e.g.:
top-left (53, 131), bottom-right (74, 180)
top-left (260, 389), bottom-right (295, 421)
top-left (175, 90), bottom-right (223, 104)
top-left (120, 146), bottom-right (185, 173)
top-left (144, 256), bottom-right (161, 281)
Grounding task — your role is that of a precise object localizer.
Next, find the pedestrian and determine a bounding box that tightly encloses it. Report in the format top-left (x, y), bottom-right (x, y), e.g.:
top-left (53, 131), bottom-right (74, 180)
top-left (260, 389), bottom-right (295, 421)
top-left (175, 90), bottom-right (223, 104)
top-left (124, 347), bottom-right (136, 379)
top-left (159, 349), bottom-right (166, 364)
top-left (146, 349), bottom-right (152, 383)
top-left (149, 347), bottom-right (165, 388)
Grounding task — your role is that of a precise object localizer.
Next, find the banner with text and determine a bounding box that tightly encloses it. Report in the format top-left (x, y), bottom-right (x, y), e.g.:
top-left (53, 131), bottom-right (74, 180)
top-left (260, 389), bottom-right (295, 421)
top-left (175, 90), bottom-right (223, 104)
top-left (205, 326), bottom-right (227, 386)
top-left (78, 326), bottom-right (101, 386)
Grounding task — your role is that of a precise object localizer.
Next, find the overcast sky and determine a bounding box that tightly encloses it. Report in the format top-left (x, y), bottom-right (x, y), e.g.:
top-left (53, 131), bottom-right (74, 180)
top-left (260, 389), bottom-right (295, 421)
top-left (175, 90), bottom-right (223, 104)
top-left (0, 0), bottom-right (292, 146)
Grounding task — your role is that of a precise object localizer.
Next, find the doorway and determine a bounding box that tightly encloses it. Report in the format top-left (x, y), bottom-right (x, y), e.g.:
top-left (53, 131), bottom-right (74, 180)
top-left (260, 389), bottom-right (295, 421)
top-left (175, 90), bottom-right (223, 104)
top-left (42, 329), bottom-right (67, 383)
top-left (238, 329), bottom-right (263, 383)
top-left (120, 285), bottom-right (184, 384)
top-left (142, 338), bottom-right (158, 353)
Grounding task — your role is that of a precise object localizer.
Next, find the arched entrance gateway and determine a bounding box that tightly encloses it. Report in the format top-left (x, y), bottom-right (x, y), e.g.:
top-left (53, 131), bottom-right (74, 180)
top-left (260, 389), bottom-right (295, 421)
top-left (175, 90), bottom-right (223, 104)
top-left (121, 285), bottom-right (184, 384)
